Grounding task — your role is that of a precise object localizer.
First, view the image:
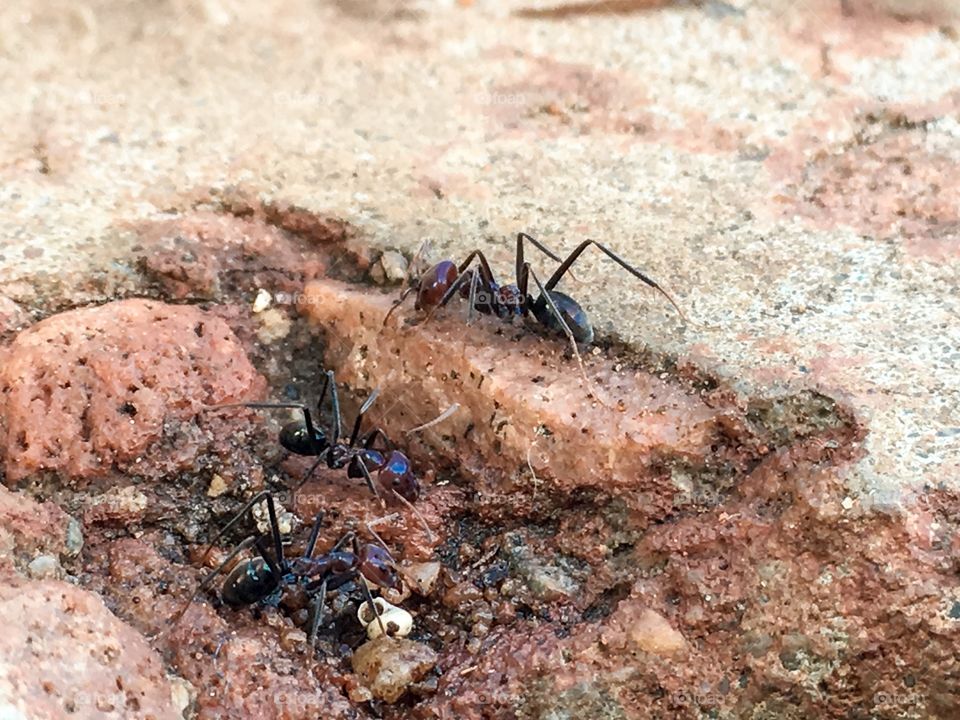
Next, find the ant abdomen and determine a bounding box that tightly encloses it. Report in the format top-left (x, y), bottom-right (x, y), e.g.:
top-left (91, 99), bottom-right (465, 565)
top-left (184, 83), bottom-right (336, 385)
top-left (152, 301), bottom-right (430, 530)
top-left (221, 558), bottom-right (279, 607)
top-left (279, 421), bottom-right (327, 456)
top-left (415, 260), bottom-right (458, 311)
top-left (533, 290), bottom-right (593, 345)
top-left (376, 450), bottom-right (419, 503)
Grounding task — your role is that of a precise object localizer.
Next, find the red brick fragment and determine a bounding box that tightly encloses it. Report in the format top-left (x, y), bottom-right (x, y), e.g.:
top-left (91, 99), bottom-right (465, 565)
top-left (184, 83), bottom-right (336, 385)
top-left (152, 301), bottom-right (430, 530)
top-left (0, 298), bottom-right (266, 486)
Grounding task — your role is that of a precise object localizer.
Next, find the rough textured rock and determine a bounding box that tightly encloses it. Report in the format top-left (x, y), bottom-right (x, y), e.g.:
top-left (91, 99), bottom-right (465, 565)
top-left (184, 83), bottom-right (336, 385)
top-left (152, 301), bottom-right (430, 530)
top-left (351, 637), bottom-right (438, 703)
top-left (0, 484), bottom-right (80, 570)
top-left (303, 279), bottom-right (856, 523)
top-left (0, 579), bottom-right (186, 720)
top-left (0, 295), bottom-right (29, 341)
top-left (0, 299), bottom-right (266, 486)
top-left (0, 0), bottom-right (958, 718)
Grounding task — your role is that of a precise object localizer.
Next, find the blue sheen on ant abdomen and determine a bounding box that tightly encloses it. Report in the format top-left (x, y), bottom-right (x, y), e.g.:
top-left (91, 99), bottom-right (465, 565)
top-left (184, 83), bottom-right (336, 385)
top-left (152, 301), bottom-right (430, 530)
top-left (532, 290), bottom-right (594, 345)
top-left (221, 558), bottom-right (279, 607)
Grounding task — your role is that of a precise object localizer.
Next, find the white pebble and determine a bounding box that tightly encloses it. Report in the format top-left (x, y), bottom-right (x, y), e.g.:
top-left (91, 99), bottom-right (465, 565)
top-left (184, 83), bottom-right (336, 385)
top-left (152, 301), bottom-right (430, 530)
top-left (252, 288), bottom-right (272, 313)
top-left (357, 598), bottom-right (414, 639)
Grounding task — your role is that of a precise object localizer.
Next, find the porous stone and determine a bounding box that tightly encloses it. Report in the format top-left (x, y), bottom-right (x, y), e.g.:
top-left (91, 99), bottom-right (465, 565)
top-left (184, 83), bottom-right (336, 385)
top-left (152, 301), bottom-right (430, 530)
top-left (0, 299), bottom-right (266, 486)
top-left (0, 579), bottom-right (184, 719)
top-left (352, 636), bottom-right (438, 703)
top-left (0, 485), bottom-right (78, 566)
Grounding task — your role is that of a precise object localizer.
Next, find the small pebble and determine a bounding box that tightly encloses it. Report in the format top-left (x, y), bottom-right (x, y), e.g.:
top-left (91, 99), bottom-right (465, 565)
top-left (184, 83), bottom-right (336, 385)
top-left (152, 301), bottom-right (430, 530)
top-left (371, 251), bottom-right (409, 284)
top-left (255, 308), bottom-right (291, 343)
top-left (64, 517), bottom-right (84, 557)
top-left (252, 288), bottom-right (272, 313)
top-left (169, 678), bottom-right (193, 715)
top-left (352, 637), bottom-right (438, 703)
top-left (405, 561), bottom-right (442, 595)
top-left (206, 474), bottom-right (228, 498)
top-left (27, 554), bottom-right (61, 579)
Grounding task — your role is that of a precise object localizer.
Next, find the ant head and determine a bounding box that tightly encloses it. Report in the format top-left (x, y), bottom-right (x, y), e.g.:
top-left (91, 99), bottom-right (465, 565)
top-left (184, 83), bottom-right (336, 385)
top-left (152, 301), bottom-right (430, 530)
top-left (279, 421), bottom-right (327, 455)
top-left (378, 450), bottom-right (420, 503)
top-left (415, 260), bottom-right (458, 311)
top-left (358, 544), bottom-right (399, 589)
top-left (533, 290), bottom-right (594, 345)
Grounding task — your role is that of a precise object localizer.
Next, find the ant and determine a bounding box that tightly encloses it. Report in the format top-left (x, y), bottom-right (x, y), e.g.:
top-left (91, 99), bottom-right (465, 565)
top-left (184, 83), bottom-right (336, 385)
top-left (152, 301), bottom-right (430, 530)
top-left (217, 369), bottom-right (420, 506)
top-left (167, 490), bottom-right (400, 648)
top-left (385, 232), bottom-right (685, 372)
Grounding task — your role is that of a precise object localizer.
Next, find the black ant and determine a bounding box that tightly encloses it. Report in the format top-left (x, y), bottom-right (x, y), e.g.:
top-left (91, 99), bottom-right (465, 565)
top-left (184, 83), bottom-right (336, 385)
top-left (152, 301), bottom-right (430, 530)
top-left (167, 490), bottom-right (399, 648)
top-left (386, 232), bottom-right (685, 351)
top-left (218, 369), bottom-right (420, 505)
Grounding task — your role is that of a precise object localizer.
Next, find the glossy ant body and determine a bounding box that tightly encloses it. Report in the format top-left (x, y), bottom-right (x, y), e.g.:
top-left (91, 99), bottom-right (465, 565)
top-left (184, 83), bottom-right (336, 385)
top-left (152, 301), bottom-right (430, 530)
top-left (221, 370), bottom-right (419, 504)
top-left (387, 232), bottom-right (685, 348)
top-left (167, 490), bottom-right (399, 647)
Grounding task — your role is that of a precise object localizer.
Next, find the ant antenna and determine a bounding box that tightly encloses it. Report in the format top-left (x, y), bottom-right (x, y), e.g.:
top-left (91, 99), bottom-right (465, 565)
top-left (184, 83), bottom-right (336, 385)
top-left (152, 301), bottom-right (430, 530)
top-left (405, 403), bottom-right (460, 435)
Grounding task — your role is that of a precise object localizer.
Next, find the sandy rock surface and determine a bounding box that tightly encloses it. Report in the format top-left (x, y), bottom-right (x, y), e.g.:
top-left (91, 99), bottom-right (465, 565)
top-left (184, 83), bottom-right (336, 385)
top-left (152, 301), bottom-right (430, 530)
top-left (0, 579), bottom-right (187, 720)
top-left (0, 0), bottom-right (958, 718)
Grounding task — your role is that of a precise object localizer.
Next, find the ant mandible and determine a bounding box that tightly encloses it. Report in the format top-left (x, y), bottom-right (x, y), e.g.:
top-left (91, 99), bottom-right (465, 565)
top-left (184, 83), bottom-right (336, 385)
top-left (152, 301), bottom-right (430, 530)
top-left (386, 232), bottom-right (685, 350)
top-left (167, 490), bottom-right (400, 647)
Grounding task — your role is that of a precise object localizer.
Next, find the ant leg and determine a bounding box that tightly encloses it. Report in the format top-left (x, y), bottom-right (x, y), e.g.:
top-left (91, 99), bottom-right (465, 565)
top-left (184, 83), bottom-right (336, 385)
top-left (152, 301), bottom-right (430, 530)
top-left (326, 371), bottom-right (343, 446)
top-left (354, 456), bottom-right (385, 505)
top-left (217, 402), bottom-right (319, 442)
top-left (306, 578), bottom-right (328, 649)
top-left (265, 494), bottom-right (286, 572)
top-left (515, 232), bottom-right (563, 287)
top-left (348, 388), bottom-right (382, 447)
top-left (383, 286), bottom-right (415, 328)
top-left (254, 493), bottom-right (286, 575)
top-left (466, 264), bottom-right (480, 324)
top-left (352, 537), bottom-right (388, 637)
top-left (363, 517), bottom-right (397, 553)
top-left (424, 264), bottom-right (474, 323)
top-left (516, 232), bottom-right (582, 286)
top-left (295, 450), bottom-right (331, 491)
top-left (544, 240), bottom-right (686, 321)
top-left (361, 427), bottom-right (394, 451)
top-left (389, 488), bottom-right (435, 542)
top-left (165, 534), bottom-right (260, 630)
top-left (190, 491), bottom-right (281, 571)
top-left (427, 250), bottom-right (500, 319)
top-left (331, 530), bottom-right (356, 552)
top-left (253, 534), bottom-right (285, 581)
top-left (304, 512), bottom-right (326, 558)
top-left (315, 370), bottom-right (333, 423)
top-left (527, 264), bottom-right (591, 389)
top-left (360, 579), bottom-right (387, 637)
